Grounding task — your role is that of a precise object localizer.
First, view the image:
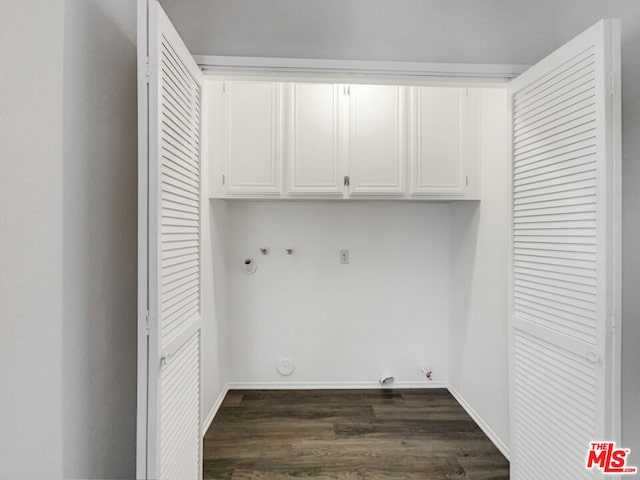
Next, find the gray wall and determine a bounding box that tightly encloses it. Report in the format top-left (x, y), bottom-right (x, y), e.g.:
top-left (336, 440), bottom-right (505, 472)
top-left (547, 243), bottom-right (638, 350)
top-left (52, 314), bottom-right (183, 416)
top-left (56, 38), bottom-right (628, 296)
top-left (1, 1), bottom-right (138, 479)
top-left (161, 0), bottom-right (558, 65)
top-left (0, 1), bottom-right (65, 478)
top-left (164, 0), bottom-right (640, 456)
top-left (62, 0), bottom-right (138, 478)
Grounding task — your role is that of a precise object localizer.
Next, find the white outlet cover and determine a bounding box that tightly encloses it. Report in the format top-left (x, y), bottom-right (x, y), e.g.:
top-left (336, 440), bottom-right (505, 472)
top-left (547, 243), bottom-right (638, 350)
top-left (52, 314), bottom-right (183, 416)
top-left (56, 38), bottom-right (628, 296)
top-left (277, 358), bottom-right (295, 376)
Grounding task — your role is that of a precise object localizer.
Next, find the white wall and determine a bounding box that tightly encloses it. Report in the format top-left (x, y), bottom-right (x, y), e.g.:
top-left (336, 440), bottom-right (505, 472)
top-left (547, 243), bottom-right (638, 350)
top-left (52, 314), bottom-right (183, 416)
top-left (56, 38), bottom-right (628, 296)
top-left (201, 85), bottom-right (231, 423)
top-left (225, 201), bottom-right (450, 386)
top-left (449, 89), bottom-right (510, 454)
top-left (201, 199), bottom-right (229, 421)
top-left (0, 2), bottom-right (65, 478)
top-left (61, 1), bottom-right (138, 478)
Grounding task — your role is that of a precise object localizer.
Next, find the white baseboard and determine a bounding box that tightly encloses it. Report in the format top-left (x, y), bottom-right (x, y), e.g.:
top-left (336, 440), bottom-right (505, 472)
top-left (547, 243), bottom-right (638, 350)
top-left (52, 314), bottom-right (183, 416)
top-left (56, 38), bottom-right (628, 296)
top-left (201, 384), bottom-right (229, 437)
top-left (447, 384), bottom-right (510, 460)
top-left (225, 380), bottom-right (448, 390)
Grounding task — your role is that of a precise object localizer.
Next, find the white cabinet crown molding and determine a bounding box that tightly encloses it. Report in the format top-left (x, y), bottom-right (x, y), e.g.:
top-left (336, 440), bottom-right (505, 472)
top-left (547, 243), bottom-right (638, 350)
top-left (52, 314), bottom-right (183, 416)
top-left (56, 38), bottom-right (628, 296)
top-left (194, 55), bottom-right (528, 82)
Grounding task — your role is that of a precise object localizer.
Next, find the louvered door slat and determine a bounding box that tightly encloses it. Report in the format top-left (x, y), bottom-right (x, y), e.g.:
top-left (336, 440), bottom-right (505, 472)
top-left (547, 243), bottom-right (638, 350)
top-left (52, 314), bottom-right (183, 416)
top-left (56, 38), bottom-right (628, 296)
top-left (162, 146), bottom-right (200, 174)
top-left (515, 88), bottom-right (597, 138)
top-left (515, 258), bottom-right (596, 277)
top-left (514, 176), bottom-right (595, 196)
top-left (163, 162), bottom-right (200, 186)
top-left (515, 252), bottom-right (596, 269)
top-left (515, 111), bottom-right (596, 152)
top-left (515, 158), bottom-right (595, 182)
top-left (509, 19), bottom-right (620, 480)
top-left (514, 187), bottom-right (596, 206)
top-left (514, 142), bottom-right (596, 173)
top-left (515, 278), bottom-right (596, 306)
top-left (514, 96), bottom-right (595, 139)
top-left (515, 72), bottom-right (596, 124)
top-left (514, 126), bottom-right (596, 160)
top-left (514, 49), bottom-right (594, 103)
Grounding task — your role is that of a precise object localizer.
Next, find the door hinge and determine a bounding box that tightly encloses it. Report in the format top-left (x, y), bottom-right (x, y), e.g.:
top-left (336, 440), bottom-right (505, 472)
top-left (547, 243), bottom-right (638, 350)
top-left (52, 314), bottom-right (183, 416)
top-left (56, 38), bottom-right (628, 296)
top-left (607, 312), bottom-right (617, 334)
top-left (144, 56), bottom-right (151, 84)
top-left (222, 174), bottom-right (225, 185)
top-left (144, 310), bottom-right (150, 336)
top-left (608, 71), bottom-right (615, 96)
top-left (344, 175), bottom-right (350, 187)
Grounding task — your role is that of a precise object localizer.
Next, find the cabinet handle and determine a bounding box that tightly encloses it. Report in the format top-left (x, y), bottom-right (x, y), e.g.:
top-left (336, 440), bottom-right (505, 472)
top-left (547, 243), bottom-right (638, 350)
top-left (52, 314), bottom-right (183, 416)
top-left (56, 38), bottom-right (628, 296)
top-left (344, 176), bottom-right (350, 187)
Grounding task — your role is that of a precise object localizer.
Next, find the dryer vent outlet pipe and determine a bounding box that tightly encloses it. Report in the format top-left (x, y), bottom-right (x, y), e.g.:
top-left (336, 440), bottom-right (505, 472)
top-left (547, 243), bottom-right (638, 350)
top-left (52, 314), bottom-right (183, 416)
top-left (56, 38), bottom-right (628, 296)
top-left (379, 371), bottom-right (394, 386)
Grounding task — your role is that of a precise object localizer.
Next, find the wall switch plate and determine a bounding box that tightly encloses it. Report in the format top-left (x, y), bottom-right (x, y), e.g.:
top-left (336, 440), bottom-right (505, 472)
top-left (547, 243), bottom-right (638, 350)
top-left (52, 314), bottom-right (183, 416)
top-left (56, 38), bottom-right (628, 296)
top-left (340, 249), bottom-right (349, 264)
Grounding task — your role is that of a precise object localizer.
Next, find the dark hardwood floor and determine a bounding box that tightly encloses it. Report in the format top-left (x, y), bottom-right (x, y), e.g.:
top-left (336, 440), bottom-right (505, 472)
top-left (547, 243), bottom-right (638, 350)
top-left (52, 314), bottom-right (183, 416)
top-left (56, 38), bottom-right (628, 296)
top-left (203, 389), bottom-right (509, 479)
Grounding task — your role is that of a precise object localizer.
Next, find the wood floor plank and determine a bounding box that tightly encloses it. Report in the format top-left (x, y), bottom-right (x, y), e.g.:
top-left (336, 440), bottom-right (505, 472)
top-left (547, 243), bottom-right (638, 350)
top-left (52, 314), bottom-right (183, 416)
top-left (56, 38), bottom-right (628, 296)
top-left (214, 405), bottom-right (376, 422)
top-left (206, 418), bottom-right (336, 441)
top-left (334, 419), bottom-right (482, 437)
top-left (222, 391), bottom-right (244, 407)
top-left (203, 389), bottom-right (509, 479)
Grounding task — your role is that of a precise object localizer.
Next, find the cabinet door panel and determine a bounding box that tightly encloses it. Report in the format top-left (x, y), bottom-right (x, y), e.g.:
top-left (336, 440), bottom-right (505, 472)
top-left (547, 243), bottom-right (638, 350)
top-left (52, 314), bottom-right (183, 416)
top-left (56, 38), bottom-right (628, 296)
top-left (411, 87), bottom-right (465, 195)
top-left (287, 83), bottom-right (343, 194)
top-left (224, 81), bottom-right (281, 194)
top-left (348, 85), bottom-right (406, 195)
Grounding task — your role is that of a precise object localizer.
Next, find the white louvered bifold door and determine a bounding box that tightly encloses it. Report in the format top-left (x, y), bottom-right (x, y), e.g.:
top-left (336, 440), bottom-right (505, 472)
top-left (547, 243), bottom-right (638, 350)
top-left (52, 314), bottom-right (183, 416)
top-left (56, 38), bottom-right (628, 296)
top-left (508, 20), bottom-right (620, 480)
top-left (138, 1), bottom-right (204, 479)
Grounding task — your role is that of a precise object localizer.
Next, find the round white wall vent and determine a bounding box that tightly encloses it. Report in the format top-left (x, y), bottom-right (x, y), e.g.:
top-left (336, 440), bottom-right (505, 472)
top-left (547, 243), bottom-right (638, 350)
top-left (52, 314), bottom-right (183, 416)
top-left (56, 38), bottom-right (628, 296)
top-left (277, 358), bottom-right (295, 376)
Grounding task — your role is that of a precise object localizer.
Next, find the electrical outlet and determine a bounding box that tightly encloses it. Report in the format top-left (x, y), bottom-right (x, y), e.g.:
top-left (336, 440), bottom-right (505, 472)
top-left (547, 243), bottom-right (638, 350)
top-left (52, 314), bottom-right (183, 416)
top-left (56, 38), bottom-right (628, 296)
top-left (340, 249), bottom-right (349, 264)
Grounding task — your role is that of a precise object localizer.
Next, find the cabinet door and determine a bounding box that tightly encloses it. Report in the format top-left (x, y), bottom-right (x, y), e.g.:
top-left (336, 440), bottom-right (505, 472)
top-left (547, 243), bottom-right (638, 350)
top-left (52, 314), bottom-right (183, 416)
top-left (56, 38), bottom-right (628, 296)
top-left (347, 84), bottom-right (407, 195)
top-left (410, 87), bottom-right (467, 195)
top-left (222, 81), bottom-right (282, 194)
top-left (286, 83), bottom-right (344, 195)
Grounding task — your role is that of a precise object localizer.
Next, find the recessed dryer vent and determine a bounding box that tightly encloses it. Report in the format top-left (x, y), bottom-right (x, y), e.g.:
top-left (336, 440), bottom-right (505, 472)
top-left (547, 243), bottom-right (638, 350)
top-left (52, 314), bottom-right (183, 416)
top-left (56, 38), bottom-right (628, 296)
top-left (242, 258), bottom-right (257, 274)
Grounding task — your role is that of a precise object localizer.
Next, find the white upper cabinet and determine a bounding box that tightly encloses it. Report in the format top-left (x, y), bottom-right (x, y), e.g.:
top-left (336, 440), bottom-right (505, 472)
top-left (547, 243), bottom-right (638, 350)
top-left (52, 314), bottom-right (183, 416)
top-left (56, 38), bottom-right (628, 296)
top-left (208, 79), bottom-right (479, 200)
top-left (347, 84), bottom-right (407, 195)
top-left (218, 81), bottom-right (282, 195)
top-left (285, 83), bottom-right (344, 195)
top-left (409, 87), bottom-right (479, 198)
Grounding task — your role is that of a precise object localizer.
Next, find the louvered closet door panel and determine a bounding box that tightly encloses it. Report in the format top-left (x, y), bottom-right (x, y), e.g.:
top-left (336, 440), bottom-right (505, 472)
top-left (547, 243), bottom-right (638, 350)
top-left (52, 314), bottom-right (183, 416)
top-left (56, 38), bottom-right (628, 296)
top-left (513, 333), bottom-right (597, 480)
top-left (144, 2), bottom-right (203, 480)
top-left (159, 29), bottom-right (202, 348)
top-left (160, 331), bottom-right (201, 480)
top-left (509, 20), bottom-right (619, 480)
